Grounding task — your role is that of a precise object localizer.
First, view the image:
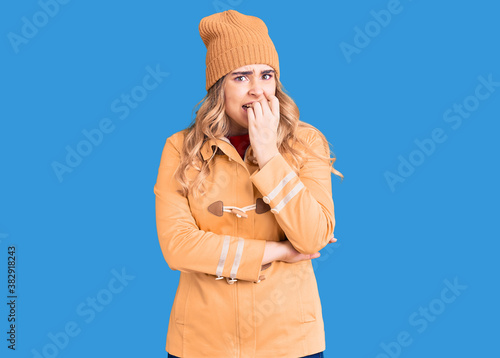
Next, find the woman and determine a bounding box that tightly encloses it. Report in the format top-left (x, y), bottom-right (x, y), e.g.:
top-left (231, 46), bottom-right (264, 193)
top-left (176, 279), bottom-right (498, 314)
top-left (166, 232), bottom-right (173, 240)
top-left (154, 9), bottom-right (343, 358)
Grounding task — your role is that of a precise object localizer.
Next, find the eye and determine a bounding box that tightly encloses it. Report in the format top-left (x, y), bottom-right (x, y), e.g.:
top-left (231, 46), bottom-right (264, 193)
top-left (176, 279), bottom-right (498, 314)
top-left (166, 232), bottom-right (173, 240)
top-left (262, 74), bottom-right (273, 80)
top-left (235, 76), bottom-right (247, 82)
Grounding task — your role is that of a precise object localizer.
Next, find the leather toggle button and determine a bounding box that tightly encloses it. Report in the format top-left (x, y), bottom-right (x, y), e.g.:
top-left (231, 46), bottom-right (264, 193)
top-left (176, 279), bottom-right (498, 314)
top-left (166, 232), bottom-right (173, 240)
top-left (208, 201), bottom-right (224, 217)
top-left (231, 208), bottom-right (248, 218)
top-left (255, 198), bottom-right (271, 214)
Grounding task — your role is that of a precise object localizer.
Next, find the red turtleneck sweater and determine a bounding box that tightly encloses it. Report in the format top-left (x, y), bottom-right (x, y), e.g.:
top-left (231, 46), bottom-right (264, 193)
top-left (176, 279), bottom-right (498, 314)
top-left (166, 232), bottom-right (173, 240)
top-left (227, 133), bottom-right (250, 160)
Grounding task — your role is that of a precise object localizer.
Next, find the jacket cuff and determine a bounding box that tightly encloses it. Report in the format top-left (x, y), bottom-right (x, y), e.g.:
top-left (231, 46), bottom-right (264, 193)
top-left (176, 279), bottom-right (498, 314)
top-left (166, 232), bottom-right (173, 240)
top-left (249, 153), bottom-right (303, 215)
top-left (220, 237), bottom-right (267, 283)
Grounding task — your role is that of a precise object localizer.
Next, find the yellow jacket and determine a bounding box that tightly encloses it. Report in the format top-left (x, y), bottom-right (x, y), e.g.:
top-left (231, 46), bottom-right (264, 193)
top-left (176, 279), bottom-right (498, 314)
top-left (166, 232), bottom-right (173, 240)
top-left (154, 125), bottom-right (336, 358)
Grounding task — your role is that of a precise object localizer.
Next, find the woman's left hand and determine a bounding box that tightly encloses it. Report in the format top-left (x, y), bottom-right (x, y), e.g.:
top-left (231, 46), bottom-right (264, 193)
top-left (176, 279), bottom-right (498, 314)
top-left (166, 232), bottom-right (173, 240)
top-left (247, 91), bottom-right (280, 168)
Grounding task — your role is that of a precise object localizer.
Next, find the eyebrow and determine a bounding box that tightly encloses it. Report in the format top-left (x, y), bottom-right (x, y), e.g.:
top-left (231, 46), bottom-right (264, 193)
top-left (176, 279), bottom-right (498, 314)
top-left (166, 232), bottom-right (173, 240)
top-left (230, 69), bottom-right (275, 76)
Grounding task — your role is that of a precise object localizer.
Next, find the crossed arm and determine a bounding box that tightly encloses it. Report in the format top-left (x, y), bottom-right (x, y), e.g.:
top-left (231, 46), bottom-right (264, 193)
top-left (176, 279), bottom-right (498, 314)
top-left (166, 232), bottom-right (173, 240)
top-left (154, 128), bottom-right (336, 282)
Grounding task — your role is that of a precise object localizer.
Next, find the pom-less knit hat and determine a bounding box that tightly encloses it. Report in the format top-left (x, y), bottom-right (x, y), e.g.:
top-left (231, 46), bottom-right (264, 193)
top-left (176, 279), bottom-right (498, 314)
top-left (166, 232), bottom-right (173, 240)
top-left (199, 10), bottom-right (280, 91)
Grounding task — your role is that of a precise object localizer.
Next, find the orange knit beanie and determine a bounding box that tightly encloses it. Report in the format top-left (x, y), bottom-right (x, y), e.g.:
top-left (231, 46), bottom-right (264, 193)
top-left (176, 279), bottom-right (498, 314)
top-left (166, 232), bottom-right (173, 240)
top-left (199, 10), bottom-right (280, 91)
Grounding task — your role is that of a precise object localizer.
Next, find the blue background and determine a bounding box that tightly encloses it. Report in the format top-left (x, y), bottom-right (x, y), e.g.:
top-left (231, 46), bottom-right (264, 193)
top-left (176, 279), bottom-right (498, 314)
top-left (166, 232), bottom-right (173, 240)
top-left (1, 0), bottom-right (499, 357)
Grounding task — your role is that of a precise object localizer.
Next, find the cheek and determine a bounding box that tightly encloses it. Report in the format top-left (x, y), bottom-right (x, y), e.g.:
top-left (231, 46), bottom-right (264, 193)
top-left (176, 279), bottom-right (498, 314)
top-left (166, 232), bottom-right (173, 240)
top-left (224, 88), bottom-right (239, 106)
top-left (224, 95), bottom-right (240, 119)
top-left (225, 97), bottom-right (237, 114)
top-left (224, 93), bottom-right (235, 110)
top-left (264, 82), bottom-right (277, 96)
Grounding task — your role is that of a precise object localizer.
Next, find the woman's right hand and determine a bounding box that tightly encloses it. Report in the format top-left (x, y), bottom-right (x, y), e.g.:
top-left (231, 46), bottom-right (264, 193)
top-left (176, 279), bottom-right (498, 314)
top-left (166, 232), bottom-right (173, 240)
top-left (279, 236), bottom-right (338, 264)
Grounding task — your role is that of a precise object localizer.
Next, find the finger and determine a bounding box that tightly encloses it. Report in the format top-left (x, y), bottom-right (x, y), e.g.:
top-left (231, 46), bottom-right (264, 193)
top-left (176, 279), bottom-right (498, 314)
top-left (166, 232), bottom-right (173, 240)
top-left (264, 92), bottom-right (279, 118)
top-left (247, 104), bottom-right (256, 124)
top-left (253, 101), bottom-right (263, 122)
top-left (247, 106), bottom-right (256, 135)
top-left (259, 95), bottom-right (273, 118)
top-left (269, 94), bottom-right (280, 119)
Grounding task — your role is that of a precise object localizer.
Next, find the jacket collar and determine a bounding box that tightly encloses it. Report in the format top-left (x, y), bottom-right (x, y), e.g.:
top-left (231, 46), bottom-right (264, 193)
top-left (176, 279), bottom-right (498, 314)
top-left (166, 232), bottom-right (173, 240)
top-left (200, 136), bottom-right (236, 161)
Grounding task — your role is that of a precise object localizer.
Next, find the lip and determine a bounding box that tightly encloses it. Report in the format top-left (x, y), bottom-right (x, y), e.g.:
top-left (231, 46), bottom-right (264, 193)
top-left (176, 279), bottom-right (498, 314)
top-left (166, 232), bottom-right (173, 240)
top-left (242, 102), bottom-right (255, 112)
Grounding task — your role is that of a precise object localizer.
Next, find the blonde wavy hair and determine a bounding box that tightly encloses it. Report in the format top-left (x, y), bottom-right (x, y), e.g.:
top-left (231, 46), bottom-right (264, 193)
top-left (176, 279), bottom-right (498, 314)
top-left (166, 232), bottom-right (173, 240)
top-left (174, 74), bottom-right (343, 199)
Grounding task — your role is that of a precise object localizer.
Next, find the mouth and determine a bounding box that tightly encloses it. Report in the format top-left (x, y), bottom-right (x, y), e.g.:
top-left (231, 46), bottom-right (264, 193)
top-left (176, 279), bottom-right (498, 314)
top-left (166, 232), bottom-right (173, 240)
top-left (242, 103), bottom-right (254, 112)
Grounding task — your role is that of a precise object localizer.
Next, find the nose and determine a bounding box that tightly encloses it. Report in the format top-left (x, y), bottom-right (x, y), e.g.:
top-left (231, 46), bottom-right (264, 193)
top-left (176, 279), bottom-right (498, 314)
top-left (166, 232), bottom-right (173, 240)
top-left (248, 80), bottom-right (264, 96)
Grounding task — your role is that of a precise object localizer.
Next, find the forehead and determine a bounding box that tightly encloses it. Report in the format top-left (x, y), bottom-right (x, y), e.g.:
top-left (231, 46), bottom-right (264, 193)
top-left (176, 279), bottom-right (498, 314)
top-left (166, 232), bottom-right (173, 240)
top-left (232, 64), bottom-right (274, 72)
